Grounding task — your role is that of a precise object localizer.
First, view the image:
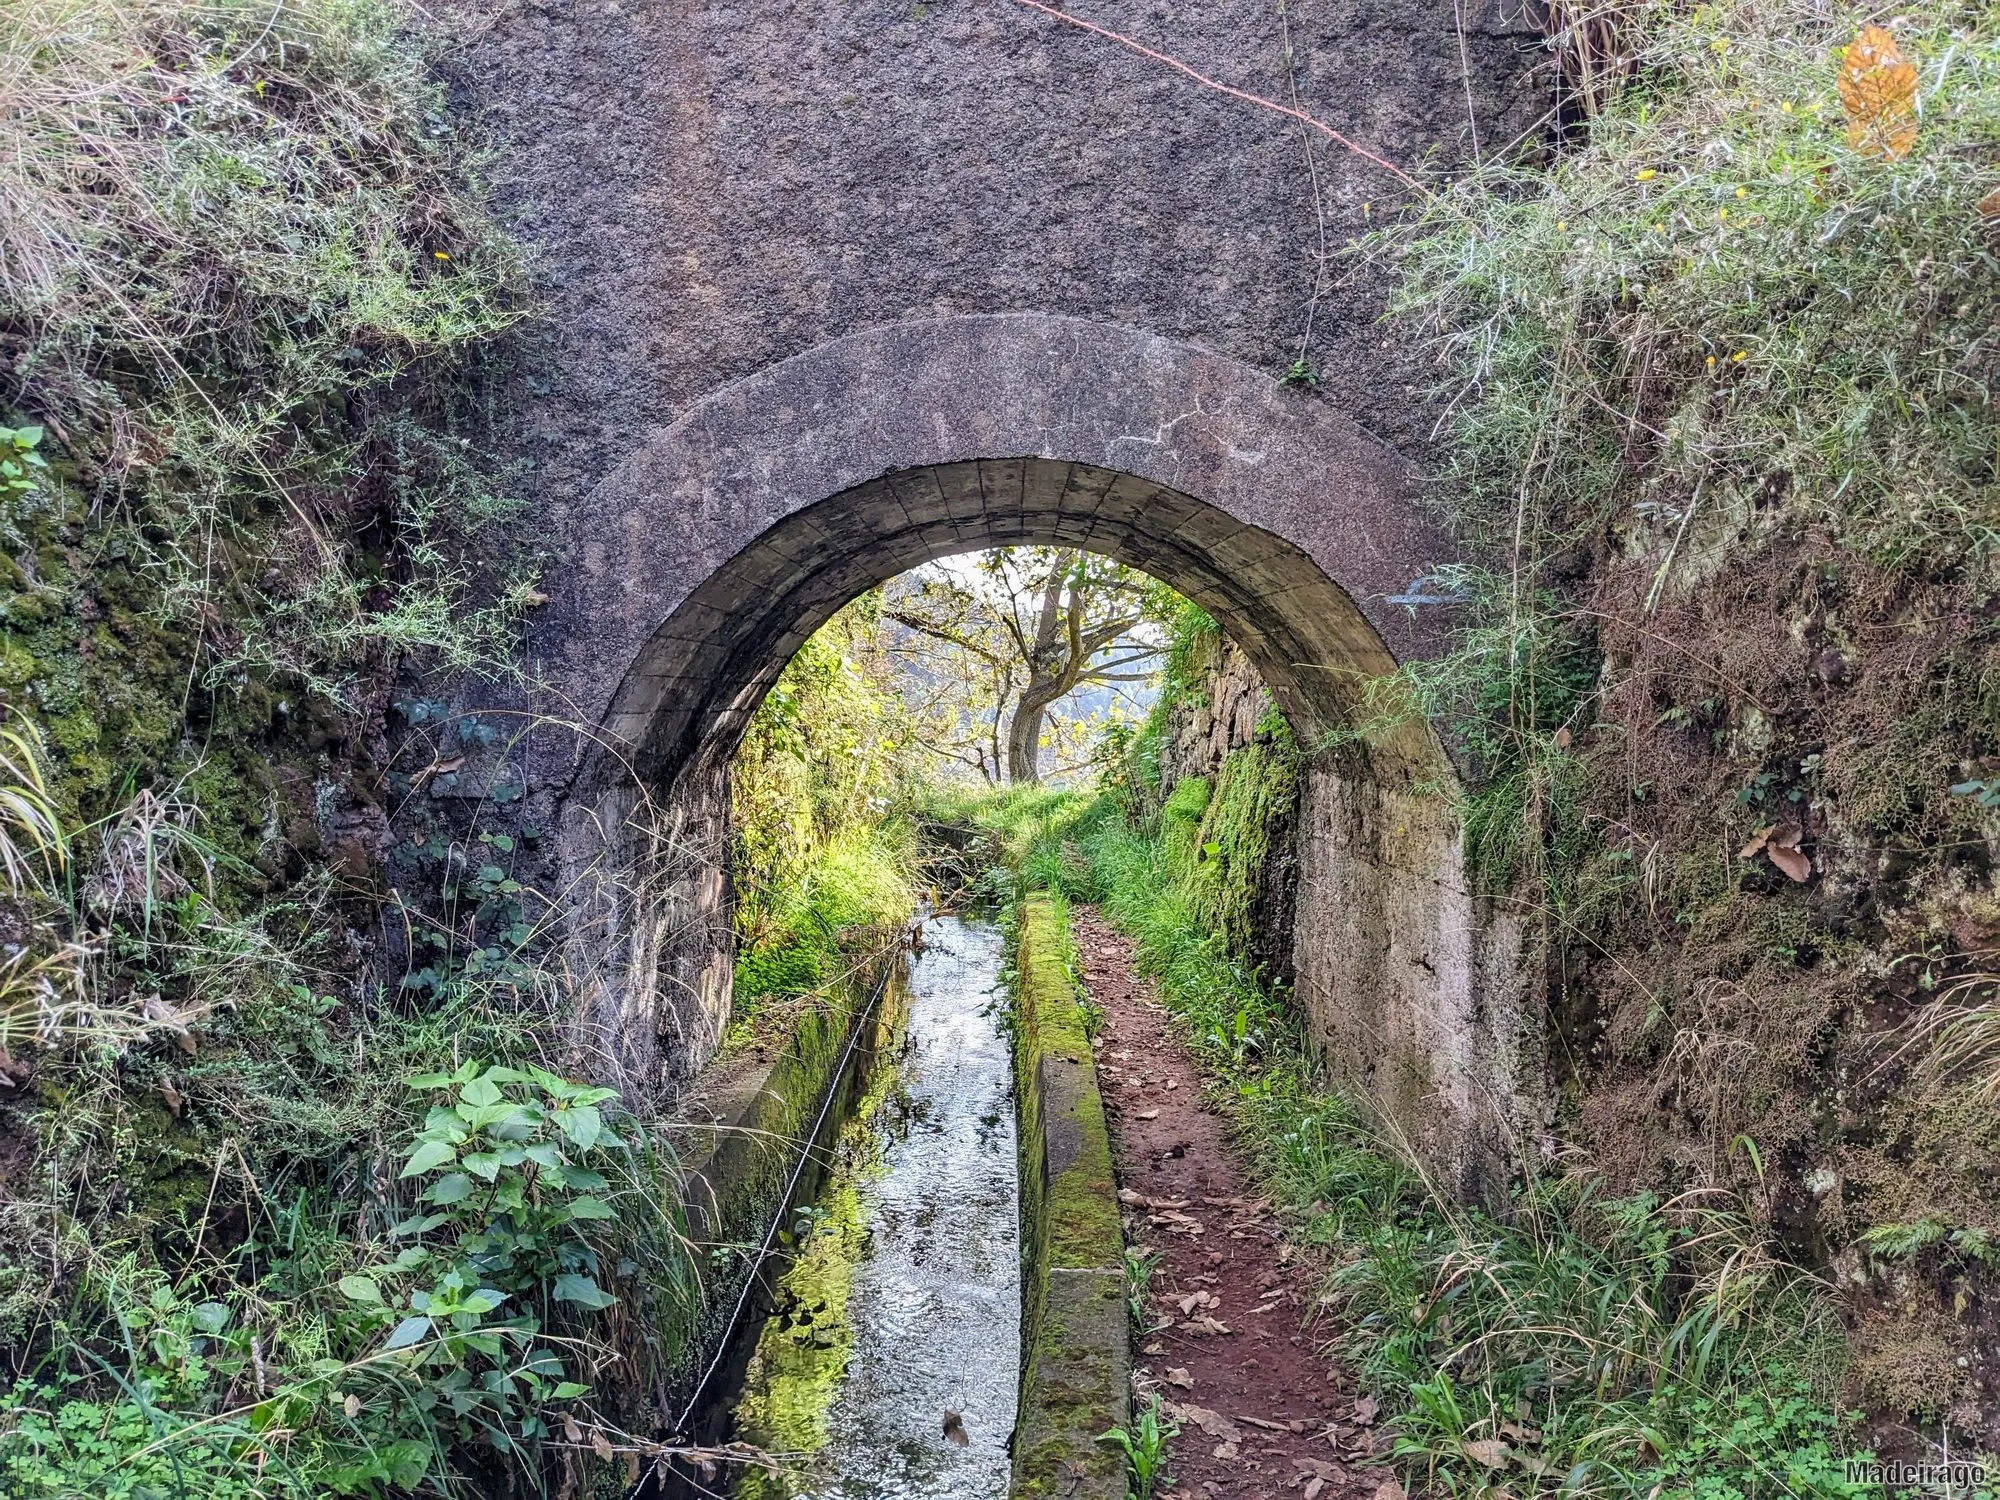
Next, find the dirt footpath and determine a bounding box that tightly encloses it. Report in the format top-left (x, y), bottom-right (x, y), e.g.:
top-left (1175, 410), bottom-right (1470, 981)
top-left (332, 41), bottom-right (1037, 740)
top-left (1074, 907), bottom-right (1400, 1500)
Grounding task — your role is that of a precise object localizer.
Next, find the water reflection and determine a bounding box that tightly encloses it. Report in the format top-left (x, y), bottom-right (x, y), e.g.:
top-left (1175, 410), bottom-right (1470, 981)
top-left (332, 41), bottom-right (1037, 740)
top-left (730, 916), bottom-right (1019, 1499)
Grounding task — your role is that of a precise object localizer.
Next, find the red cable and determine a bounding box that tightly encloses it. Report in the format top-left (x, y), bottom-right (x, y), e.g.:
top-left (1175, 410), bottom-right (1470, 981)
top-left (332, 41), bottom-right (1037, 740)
top-left (1005, 0), bottom-right (1423, 193)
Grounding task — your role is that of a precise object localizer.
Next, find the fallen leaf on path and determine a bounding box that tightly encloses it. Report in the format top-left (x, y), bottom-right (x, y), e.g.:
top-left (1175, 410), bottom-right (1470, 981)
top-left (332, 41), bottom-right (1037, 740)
top-left (1768, 845), bottom-right (1810, 881)
top-left (1168, 1404), bottom-right (1241, 1443)
top-left (1352, 1395), bottom-right (1379, 1426)
top-left (1839, 22), bottom-right (1919, 159)
top-left (1187, 1314), bottom-right (1232, 1335)
top-left (1462, 1439), bottom-right (1510, 1469)
top-left (1165, 1367), bottom-right (1194, 1389)
top-left (1373, 1478), bottom-right (1407, 1500)
top-left (1304, 1480), bottom-right (1324, 1500)
top-left (1134, 1109), bottom-right (1159, 1120)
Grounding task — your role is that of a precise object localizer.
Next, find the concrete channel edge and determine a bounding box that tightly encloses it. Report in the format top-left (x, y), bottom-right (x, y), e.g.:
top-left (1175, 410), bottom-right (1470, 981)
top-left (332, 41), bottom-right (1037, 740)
top-left (1012, 895), bottom-right (1132, 1498)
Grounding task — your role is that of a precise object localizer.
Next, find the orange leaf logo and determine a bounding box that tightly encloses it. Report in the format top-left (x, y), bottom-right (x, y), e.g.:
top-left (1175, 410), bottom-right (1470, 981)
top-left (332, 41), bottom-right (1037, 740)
top-left (1838, 24), bottom-right (1918, 160)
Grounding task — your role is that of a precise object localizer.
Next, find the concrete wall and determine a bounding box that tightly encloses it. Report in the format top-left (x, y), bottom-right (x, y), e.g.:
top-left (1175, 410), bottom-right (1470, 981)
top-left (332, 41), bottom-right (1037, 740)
top-left (425, 0), bottom-right (1555, 1187)
top-left (436, 0), bottom-right (1547, 507)
top-left (1295, 769), bottom-right (1536, 1200)
top-left (1011, 898), bottom-right (1128, 1499)
top-left (1153, 639), bottom-right (1540, 1199)
top-left (464, 317), bottom-right (1463, 1107)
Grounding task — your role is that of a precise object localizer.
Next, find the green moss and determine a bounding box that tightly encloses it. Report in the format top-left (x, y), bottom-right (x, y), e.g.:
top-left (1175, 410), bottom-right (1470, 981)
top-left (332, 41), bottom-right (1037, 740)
top-left (1179, 734), bottom-right (1299, 965)
top-left (667, 965), bottom-right (908, 1408)
top-left (728, 1132), bottom-right (877, 1485)
top-left (1010, 896), bottom-right (1128, 1497)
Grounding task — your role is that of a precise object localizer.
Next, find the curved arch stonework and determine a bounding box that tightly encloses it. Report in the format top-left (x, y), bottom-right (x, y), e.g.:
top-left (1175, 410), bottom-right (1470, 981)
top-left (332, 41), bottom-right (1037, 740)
top-left (531, 312), bottom-right (1445, 791)
top-left (514, 313), bottom-right (1537, 1199)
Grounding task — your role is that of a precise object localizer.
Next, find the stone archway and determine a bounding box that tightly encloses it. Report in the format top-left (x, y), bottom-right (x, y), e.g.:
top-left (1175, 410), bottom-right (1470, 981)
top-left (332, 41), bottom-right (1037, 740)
top-left (510, 313), bottom-right (1535, 1197)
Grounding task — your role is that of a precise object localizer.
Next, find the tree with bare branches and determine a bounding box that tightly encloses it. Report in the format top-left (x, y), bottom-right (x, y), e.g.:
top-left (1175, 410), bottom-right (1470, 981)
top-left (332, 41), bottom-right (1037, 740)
top-left (882, 548), bottom-right (1165, 784)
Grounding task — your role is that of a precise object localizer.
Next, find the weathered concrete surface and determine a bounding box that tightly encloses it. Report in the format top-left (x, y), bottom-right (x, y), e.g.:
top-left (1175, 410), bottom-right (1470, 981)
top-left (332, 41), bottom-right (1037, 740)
top-left (1295, 769), bottom-right (1538, 1199)
top-left (487, 312), bottom-right (1480, 1112)
top-left (551, 314), bottom-right (1445, 793)
top-left (437, 0), bottom-right (1548, 504)
top-left (1151, 637), bottom-right (1540, 1199)
top-left (424, 0), bottom-right (1554, 1191)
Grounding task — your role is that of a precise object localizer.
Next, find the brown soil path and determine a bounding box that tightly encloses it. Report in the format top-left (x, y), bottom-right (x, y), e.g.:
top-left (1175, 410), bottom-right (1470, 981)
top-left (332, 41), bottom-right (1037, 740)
top-left (1074, 907), bottom-right (1399, 1500)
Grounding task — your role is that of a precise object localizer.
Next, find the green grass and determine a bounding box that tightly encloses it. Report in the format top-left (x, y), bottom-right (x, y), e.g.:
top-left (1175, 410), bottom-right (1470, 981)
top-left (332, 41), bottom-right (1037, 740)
top-left (729, 606), bottom-right (927, 1027)
top-left (986, 773), bottom-right (1921, 1500)
top-left (730, 822), bottom-right (916, 1024)
top-left (1393, 0), bottom-right (2000, 577)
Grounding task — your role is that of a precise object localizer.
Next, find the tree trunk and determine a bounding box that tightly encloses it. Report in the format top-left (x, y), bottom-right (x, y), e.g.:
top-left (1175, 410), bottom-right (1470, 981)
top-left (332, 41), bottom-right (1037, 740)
top-left (1006, 696), bottom-right (1049, 782)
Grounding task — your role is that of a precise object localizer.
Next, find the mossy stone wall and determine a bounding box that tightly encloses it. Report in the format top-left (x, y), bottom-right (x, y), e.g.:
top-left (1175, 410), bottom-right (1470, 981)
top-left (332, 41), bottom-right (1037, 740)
top-left (664, 958), bottom-right (904, 1426)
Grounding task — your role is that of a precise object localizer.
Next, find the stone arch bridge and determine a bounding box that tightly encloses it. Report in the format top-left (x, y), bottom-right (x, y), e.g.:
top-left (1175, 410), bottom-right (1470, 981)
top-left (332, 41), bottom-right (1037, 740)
top-left (435, 0), bottom-right (1551, 1195)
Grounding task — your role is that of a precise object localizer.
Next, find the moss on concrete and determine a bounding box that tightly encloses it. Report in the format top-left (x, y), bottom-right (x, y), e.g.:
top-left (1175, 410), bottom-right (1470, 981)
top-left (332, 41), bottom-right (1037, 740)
top-left (1011, 896), bottom-right (1128, 1498)
top-left (1180, 726), bottom-right (1300, 976)
top-left (666, 959), bottom-right (908, 1408)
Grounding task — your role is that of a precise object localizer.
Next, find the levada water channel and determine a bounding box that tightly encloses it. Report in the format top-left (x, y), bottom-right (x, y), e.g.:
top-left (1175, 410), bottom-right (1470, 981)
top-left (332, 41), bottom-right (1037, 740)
top-left (664, 916), bottom-right (1022, 1498)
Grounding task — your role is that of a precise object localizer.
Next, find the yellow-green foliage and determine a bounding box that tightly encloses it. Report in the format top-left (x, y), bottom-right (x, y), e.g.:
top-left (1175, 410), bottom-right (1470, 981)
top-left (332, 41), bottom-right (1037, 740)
top-left (1398, 0), bottom-right (1999, 573)
top-left (730, 600), bottom-right (920, 1007)
top-left (1164, 733), bottom-right (1299, 964)
top-left (1386, 0), bottom-right (2000, 1426)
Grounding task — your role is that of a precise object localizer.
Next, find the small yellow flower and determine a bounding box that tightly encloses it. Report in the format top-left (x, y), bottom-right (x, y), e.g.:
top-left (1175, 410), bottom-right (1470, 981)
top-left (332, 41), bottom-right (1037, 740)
top-left (1732, 350), bottom-right (1747, 362)
top-left (1556, 219), bottom-right (1568, 231)
top-left (1706, 354), bottom-right (1717, 368)
top-left (1651, 222), bottom-right (1665, 232)
top-left (1636, 168), bottom-right (1658, 181)
top-left (434, 251), bottom-right (451, 260)
top-left (1780, 100), bottom-right (1794, 114)
top-left (1719, 208), bottom-right (1730, 220)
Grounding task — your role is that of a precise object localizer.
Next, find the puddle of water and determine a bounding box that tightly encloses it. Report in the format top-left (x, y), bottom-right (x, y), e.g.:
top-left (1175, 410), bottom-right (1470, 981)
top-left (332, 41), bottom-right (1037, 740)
top-left (727, 915), bottom-right (1020, 1499)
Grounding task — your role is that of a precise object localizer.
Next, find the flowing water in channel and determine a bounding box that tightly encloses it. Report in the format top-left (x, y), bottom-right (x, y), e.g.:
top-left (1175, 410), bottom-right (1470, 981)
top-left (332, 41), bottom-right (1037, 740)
top-left (727, 915), bottom-right (1020, 1499)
